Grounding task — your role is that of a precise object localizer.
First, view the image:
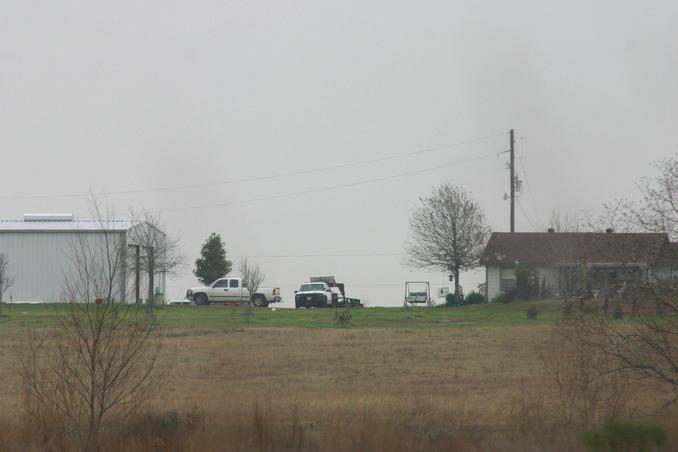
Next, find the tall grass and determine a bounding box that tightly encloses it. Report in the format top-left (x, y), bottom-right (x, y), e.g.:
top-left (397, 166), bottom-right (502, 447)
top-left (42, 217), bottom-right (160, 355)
top-left (1, 323), bottom-right (676, 451)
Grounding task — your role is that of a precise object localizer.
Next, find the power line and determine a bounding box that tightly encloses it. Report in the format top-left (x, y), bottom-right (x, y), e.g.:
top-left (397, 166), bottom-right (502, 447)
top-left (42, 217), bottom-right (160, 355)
top-left (516, 135), bottom-right (543, 228)
top-left (517, 199), bottom-right (537, 231)
top-left (157, 151), bottom-right (499, 214)
top-left (231, 253), bottom-right (404, 258)
top-left (0, 132), bottom-right (505, 201)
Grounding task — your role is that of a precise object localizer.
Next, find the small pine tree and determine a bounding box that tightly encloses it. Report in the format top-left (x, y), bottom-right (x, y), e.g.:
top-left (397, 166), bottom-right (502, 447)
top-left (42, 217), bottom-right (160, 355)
top-left (193, 233), bottom-right (232, 285)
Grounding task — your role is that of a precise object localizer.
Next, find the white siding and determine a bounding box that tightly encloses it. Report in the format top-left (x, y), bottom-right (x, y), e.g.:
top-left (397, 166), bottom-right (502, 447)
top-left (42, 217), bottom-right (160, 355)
top-left (535, 266), bottom-right (559, 294)
top-left (500, 267), bottom-right (516, 280)
top-left (0, 231), bottom-right (127, 303)
top-left (486, 265), bottom-right (561, 301)
top-left (487, 266), bottom-right (500, 302)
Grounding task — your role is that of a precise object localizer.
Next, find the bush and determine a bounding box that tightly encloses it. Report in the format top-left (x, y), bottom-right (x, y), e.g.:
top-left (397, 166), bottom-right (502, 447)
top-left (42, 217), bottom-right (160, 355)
top-left (582, 420), bottom-right (666, 452)
top-left (526, 305), bottom-right (538, 320)
top-left (612, 304), bottom-right (624, 320)
top-left (334, 309), bottom-right (352, 327)
top-left (445, 288), bottom-right (465, 306)
top-left (477, 282), bottom-right (487, 299)
top-left (515, 268), bottom-right (540, 301)
top-left (492, 291), bottom-right (515, 304)
top-left (465, 291), bottom-right (485, 304)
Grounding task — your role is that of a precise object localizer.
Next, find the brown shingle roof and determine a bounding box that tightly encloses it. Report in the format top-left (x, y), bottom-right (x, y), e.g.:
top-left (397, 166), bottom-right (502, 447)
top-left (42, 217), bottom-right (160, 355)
top-left (480, 232), bottom-right (670, 266)
top-left (657, 242), bottom-right (678, 266)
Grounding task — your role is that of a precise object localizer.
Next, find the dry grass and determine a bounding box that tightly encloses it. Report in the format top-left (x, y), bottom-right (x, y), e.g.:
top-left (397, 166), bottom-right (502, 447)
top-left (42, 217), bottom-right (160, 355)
top-left (0, 325), bottom-right (674, 451)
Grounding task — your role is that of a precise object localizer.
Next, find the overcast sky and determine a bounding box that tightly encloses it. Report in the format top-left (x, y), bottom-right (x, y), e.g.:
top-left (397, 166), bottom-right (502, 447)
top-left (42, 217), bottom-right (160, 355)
top-left (2, 1), bottom-right (677, 306)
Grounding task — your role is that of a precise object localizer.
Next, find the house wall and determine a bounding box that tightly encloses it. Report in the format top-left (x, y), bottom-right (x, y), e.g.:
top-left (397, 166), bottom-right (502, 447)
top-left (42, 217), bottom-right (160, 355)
top-left (486, 265), bottom-right (561, 302)
top-left (487, 266), bottom-right (500, 301)
top-left (536, 266), bottom-right (559, 294)
top-left (652, 266), bottom-right (678, 286)
top-left (0, 231), bottom-right (129, 303)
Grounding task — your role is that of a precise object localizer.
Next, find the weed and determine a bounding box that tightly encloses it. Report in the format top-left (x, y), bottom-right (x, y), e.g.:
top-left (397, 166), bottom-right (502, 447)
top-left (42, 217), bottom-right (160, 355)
top-left (334, 309), bottom-right (352, 328)
top-left (527, 305), bottom-right (538, 320)
top-left (583, 420), bottom-right (666, 452)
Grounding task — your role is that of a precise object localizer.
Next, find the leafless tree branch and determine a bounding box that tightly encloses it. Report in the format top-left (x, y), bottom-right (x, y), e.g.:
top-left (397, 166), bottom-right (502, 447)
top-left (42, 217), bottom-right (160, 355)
top-left (405, 184), bottom-right (491, 302)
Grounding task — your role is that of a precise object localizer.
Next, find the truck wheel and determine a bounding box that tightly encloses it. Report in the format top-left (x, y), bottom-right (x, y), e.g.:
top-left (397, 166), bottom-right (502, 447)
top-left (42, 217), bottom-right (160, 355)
top-left (252, 295), bottom-right (268, 308)
top-left (194, 293), bottom-right (208, 305)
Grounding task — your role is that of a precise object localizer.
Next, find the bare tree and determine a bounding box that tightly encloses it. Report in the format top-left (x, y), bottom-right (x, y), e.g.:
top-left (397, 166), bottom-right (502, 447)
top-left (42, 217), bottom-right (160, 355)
top-left (627, 156), bottom-right (678, 239)
top-left (405, 184), bottom-right (491, 303)
top-left (19, 197), bottom-right (160, 447)
top-left (567, 156), bottom-right (678, 404)
top-left (582, 199), bottom-right (640, 234)
top-left (0, 253), bottom-right (15, 302)
top-left (583, 156), bottom-right (678, 237)
top-left (570, 288), bottom-right (678, 404)
top-left (542, 319), bottom-right (632, 427)
top-left (548, 209), bottom-right (581, 232)
top-left (127, 211), bottom-right (184, 306)
top-left (239, 257), bottom-right (266, 306)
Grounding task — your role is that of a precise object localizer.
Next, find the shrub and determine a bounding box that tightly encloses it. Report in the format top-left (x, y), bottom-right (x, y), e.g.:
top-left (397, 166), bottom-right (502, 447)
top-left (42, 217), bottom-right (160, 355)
top-left (334, 309), bottom-right (352, 327)
top-left (477, 282), bottom-right (487, 299)
top-left (465, 291), bottom-right (485, 304)
top-left (612, 304), bottom-right (624, 320)
top-left (515, 268), bottom-right (540, 301)
top-left (445, 288), bottom-right (465, 306)
top-left (492, 291), bottom-right (514, 304)
top-left (582, 420), bottom-right (666, 452)
top-left (526, 305), bottom-right (538, 320)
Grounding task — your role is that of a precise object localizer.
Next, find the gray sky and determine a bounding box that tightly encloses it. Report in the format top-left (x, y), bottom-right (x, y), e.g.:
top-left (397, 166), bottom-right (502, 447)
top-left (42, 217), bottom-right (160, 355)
top-left (2, 1), bottom-right (677, 306)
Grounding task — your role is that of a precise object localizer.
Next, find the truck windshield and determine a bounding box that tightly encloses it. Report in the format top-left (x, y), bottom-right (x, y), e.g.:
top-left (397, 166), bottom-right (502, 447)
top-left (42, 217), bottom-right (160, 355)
top-left (299, 284), bottom-right (325, 292)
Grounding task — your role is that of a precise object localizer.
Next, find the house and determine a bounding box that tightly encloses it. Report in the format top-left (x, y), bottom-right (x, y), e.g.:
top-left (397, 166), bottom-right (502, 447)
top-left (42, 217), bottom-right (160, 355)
top-left (479, 229), bottom-right (678, 302)
top-left (0, 213), bottom-right (166, 303)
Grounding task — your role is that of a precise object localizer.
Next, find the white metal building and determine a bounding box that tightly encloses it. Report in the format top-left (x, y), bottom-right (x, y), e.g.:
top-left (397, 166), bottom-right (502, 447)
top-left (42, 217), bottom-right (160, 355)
top-left (0, 214), bottom-right (166, 303)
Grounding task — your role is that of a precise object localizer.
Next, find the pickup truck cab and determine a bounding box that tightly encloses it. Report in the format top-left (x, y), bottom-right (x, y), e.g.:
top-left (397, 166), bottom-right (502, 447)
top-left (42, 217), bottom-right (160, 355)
top-left (186, 278), bottom-right (282, 307)
top-left (295, 282), bottom-right (335, 308)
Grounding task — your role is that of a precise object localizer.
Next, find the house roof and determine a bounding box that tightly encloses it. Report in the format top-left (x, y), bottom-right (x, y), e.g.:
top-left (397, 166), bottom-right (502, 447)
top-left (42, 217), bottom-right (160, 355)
top-left (656, 242), bottom-right (678, 266)
top-left (480, 232), bottom-right (671, 266)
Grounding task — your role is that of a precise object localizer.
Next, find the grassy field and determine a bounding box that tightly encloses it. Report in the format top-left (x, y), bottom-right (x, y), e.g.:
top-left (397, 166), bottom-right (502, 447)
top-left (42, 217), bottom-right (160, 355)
top-left (0, 300), bottom-right (675, 451)
top-left (0, 299), bottom-right (565, 332)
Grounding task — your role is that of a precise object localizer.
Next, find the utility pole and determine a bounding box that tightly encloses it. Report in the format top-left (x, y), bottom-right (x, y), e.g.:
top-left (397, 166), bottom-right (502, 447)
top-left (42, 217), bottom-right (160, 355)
top-left (509, 128), bottom-right (515, 233)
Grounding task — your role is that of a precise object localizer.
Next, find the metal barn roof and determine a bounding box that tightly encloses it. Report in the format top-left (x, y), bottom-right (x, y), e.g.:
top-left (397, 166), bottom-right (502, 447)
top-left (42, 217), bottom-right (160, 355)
top-left (0, 219), bottom-right (135, 232)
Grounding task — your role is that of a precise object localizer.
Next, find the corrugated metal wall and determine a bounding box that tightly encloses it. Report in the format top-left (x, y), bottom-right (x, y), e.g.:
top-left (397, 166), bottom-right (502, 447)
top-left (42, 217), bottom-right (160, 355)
top-left (0, 231), bottom-right (127, 302)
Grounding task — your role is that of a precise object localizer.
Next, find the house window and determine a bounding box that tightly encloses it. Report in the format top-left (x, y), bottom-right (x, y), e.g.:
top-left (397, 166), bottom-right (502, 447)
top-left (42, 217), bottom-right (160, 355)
top-left (500, 278), bottom-right (516, 293)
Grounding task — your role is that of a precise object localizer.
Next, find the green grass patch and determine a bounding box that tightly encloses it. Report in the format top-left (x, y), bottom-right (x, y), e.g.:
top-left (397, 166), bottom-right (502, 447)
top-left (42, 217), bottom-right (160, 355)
top-left (0, 300), bottom-right (565, 333)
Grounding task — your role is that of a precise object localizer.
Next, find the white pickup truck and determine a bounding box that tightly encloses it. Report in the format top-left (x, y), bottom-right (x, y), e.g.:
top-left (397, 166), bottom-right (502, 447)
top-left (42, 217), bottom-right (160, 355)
top-left (186, 277), bottom-right (282, 307)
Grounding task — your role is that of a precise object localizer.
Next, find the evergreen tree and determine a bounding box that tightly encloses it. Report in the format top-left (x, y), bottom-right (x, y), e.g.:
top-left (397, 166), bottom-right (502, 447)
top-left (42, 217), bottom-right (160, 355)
top-left (193, 233), bottom-right (231, 285)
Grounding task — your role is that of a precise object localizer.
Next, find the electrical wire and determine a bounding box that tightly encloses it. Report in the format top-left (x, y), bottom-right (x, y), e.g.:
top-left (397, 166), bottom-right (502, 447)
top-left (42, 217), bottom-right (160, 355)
top-left (157, 151), bottom-right (499, 214)
top-left (516, 135), bottom-right (543, 228)
top-left (230, 253), bottom-right (405, 258)
top-left (517, 199), bottom-right (538, 231)
top-left (0, 132), bottom-right (506, 201)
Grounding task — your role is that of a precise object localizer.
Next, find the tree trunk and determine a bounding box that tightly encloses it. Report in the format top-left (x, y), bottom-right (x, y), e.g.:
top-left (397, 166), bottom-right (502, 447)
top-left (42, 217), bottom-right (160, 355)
top-left (454, 266), bottom-right (461, 304)
top-left (147, 248), bottom-right (155, 306)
